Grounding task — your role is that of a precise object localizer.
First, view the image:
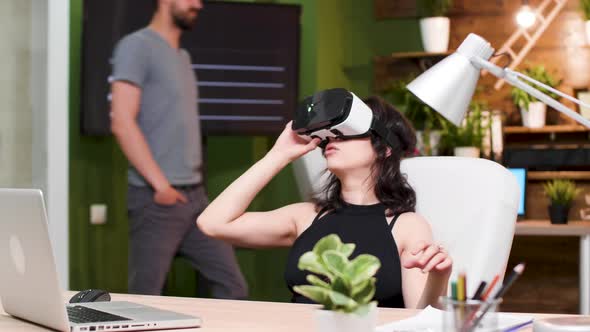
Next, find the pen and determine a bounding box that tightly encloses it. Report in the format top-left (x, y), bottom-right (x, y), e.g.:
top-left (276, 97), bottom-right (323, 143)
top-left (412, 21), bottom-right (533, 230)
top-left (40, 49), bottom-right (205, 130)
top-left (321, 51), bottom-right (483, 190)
top-left (493, 263), bottom-right (526, 300)
top-left (466, 263), bottom-right (526, 332)
top-left (502, 319), bottom-right (533, 332)
top-left (472, 281), bottom-right (487, 300)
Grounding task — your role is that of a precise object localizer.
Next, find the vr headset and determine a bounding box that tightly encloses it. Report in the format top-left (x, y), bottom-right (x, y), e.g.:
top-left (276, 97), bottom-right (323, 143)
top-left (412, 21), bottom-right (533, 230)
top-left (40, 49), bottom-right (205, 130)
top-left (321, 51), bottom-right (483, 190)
top-left (292, 88), bottom-right (397, 148)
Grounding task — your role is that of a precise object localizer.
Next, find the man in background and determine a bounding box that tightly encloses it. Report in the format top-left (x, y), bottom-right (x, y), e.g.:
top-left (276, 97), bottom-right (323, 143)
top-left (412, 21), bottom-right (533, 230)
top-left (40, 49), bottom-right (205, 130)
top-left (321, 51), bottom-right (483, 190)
top-left (110, 0), bottom-right (248, 298)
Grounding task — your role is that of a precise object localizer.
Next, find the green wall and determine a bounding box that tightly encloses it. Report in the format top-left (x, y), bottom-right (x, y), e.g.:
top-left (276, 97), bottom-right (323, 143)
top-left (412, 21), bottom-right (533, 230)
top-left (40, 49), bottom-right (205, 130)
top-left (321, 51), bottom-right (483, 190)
top-left (68, 0), bottom-right (419, 301)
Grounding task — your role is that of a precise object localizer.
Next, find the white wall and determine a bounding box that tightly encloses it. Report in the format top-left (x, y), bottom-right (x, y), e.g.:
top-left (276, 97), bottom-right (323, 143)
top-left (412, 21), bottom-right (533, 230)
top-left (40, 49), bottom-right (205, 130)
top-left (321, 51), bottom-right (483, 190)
top-left (31, 0), bottom-right (49, 196)
top-left (0, 1), bottom-right (34, 187)
top-left (47, 0), bottom-right (70, 289)
top-left (0, 0), bottom-right (70, 289)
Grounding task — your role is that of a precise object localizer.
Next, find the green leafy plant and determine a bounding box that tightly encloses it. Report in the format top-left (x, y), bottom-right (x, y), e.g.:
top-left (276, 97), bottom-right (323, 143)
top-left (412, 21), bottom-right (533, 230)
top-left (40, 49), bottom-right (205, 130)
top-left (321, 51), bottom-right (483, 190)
top-left (419, 0), bottom-right (453, 17)
top-left (439, 100), bottom-right (489, 151)
top-left (379, 76), bottom-right (449, 155)
top-left (543, 179), bottom-right (581, 206)
top-left (511, 64), bottom-right (561, 110)
top-left (379, 77), bottom-right (446, 131)
top-left (581, 0), bottom-right (590, 20)
top-left (293, 234), bottom-right (381, 314)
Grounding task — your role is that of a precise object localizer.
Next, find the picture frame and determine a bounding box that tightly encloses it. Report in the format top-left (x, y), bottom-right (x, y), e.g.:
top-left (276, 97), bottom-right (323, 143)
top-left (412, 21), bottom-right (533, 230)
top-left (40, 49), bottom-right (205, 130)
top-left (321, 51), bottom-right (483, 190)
top-left (575, 88), bottom-right (590, 121)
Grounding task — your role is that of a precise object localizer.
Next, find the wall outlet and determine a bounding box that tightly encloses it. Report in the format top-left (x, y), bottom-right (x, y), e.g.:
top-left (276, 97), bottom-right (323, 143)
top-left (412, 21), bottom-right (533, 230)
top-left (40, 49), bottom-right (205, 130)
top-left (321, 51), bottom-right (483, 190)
top-left (90, 204), bottom-right (107, 225)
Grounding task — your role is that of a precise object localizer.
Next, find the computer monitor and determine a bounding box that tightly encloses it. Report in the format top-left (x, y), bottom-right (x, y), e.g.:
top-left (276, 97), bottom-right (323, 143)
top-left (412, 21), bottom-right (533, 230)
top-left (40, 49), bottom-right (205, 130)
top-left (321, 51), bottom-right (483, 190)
top-left (508, 168), bottom-right (527, 217)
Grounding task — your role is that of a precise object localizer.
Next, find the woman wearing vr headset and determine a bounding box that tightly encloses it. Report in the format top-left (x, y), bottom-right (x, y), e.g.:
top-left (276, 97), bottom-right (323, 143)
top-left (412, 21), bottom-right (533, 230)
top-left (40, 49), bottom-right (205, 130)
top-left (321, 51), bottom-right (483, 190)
top-left (197, 95), bottom-right (451, 309)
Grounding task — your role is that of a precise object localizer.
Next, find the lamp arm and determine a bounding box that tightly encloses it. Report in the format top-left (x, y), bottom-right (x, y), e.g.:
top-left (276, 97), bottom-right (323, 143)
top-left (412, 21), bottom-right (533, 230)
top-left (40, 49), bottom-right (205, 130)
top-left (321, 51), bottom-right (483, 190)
top-left (505, 73), bottom-right (590, 128)
top-left (470, 56), bottom-right (590, 128)
top-left (510, 69), bottom-right (590, 110)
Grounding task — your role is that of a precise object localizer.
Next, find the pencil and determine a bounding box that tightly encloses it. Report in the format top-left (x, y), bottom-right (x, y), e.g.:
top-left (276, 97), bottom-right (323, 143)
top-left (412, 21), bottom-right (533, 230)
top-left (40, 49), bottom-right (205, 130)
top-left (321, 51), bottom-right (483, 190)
top-left (457, 273), bottom-right (466, 301)
top-left (462, 273), bottom-right (467, 301)
top-left (480, 274), bottom-right (500, 300)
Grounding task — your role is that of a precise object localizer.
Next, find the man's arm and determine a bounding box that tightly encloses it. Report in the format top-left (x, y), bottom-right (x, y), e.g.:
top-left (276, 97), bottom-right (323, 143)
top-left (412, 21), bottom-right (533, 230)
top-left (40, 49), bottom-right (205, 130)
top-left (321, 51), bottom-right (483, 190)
top-left (110, 81), bottom-right (186, 205)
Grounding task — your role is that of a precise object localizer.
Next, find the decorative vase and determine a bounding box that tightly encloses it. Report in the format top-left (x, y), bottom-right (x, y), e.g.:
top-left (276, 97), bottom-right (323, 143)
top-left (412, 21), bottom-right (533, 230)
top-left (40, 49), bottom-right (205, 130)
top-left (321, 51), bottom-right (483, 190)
top-left (453, 147), bottom-right (480, 158)
top-left (549, 204), bottom-right (570, 224)
top-left (419, 17), bottom-right (450, 53)
top-left (520, 101), bottom-right (546, 128)
top-left (313, 304), bottom-right (377, 332)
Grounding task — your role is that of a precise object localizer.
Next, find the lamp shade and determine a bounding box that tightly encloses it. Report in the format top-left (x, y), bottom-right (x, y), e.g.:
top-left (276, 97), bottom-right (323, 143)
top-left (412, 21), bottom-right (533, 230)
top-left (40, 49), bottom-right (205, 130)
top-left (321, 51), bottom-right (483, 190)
top-left (407, 33), bottom-right (495, 126)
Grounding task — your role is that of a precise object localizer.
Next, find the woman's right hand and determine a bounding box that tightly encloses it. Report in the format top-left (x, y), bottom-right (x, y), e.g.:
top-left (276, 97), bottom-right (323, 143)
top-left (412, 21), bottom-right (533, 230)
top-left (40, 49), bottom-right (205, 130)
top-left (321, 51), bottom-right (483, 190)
top-left (268, 121), bottom-right (321, 163)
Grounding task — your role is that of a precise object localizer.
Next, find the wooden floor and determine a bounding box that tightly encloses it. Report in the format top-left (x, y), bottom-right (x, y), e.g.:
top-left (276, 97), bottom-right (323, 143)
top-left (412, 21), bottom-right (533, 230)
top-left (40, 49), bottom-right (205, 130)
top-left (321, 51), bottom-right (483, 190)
top-left (502, 236), bottom-right (579, 314)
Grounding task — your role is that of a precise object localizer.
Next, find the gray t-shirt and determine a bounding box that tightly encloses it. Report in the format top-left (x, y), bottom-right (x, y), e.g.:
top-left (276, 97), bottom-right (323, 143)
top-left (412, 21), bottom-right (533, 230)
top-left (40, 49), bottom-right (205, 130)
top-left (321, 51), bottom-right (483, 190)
top-left (112, 28), bottom-right (202, 186)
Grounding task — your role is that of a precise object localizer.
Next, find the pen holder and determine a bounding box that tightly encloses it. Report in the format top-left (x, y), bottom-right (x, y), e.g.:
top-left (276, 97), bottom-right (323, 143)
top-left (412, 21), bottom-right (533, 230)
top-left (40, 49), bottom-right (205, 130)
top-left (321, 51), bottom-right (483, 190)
top-left (440, 297), bottom-right (502, 332)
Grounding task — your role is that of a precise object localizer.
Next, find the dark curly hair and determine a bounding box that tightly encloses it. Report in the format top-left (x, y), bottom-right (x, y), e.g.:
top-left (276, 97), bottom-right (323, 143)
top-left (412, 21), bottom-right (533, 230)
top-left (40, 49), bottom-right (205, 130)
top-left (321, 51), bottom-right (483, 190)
top-left (312, 96), bottom-right (417, 217)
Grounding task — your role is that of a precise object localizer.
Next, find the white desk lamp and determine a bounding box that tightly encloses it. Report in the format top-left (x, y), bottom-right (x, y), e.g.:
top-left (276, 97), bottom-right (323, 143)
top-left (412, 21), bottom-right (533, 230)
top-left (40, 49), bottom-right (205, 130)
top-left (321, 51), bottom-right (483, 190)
top-left (407, 33), bottom-right (590, 129)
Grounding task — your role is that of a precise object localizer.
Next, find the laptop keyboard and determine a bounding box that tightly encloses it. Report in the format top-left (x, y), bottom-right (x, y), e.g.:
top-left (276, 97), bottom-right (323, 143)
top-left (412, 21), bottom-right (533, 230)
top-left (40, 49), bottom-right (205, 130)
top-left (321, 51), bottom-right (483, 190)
top-left (67, 306), bottom-right (132, 324)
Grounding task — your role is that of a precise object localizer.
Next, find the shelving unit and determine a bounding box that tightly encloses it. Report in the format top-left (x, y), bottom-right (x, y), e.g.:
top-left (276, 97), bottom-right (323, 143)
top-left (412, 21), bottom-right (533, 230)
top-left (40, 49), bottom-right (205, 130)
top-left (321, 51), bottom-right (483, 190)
top-left (515, 220), bottom-right (590, 236)
top-left (528, 171), bottom-right (590, 181)
top-left (373, 51), bottom-right (452, 91)
top-left (504, 125), bottom-right (589, 134)
top-left (374, 51), bottom-right (452, 62)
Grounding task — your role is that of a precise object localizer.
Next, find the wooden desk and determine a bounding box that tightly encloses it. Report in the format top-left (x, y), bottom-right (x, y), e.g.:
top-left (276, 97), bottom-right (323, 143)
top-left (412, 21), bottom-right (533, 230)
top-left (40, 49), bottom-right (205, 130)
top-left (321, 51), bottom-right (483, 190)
top-left (0, 292), bottom-right (562, 332)
top-left (515, 220), bottom-right (590, 315)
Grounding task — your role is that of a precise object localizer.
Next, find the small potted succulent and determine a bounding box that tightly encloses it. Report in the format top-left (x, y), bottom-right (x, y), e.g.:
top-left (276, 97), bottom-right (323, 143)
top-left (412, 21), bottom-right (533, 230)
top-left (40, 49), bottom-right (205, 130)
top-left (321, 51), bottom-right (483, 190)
top-left (293, 234), bottom-right (381, 332)
top-left (544, 179), bottom-right (581, 224)
top-left (418, 0), bottom-right (453, 52)
top-left (439, 100), bottom-right (489, 158)
top-left (511, 64), bottom-right (560, 128)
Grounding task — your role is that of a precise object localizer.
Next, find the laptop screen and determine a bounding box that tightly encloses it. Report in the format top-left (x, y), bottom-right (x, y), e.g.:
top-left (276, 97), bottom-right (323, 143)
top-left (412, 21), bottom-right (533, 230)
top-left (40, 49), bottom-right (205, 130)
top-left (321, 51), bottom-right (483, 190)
top-left (508, 168), bottom-right (527, 216)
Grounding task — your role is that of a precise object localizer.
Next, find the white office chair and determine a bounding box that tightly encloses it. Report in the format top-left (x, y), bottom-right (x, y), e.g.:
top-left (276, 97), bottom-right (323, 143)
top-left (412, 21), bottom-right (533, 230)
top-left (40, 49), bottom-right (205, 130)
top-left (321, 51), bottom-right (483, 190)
top-left (401, 156), bottom-right (520, 296)
top-left (294, 154), bottom-right (520, 296)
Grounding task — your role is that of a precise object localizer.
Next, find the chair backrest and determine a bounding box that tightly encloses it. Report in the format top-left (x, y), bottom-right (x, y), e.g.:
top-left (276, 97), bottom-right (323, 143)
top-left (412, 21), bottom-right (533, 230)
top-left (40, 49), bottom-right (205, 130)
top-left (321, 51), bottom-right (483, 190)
top-left (401, 157), bottom-right (520, 296)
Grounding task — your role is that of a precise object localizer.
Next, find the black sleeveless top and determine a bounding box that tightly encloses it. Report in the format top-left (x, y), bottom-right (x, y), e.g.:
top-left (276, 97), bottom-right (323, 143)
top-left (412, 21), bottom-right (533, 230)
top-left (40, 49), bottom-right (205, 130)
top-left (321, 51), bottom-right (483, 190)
top-left (284, 202), bottom-right (405, 308)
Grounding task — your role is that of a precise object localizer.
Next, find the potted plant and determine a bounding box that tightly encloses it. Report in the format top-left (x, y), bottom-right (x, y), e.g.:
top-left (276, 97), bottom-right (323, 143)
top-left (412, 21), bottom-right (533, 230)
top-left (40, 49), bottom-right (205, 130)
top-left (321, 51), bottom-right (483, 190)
top-left (511, 64), bottom-right (560, 128)
top-left (581, 0), bottom-right (590, 44)
top-left (439, 100), bottom-right (489, 157)
top-left (293, 234), bottom-right (381, 332)
top-left (380, 76), bottom-right (448, 155)
top-left (544, 179), bottom-right (581, 224)
top-left (419, 0), bottom-right (453, 52)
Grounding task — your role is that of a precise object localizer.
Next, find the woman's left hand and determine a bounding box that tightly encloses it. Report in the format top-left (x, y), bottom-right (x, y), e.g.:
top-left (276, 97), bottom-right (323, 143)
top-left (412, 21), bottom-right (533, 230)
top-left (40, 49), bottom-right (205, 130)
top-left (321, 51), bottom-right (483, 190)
top-left (401, 240), bottom-right (452, 275)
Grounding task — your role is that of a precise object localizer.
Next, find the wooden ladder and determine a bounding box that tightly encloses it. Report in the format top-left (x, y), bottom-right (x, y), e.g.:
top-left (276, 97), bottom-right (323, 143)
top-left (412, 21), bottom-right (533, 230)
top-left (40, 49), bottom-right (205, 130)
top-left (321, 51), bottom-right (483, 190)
top-left (483, 0), bottom-right (567, 90)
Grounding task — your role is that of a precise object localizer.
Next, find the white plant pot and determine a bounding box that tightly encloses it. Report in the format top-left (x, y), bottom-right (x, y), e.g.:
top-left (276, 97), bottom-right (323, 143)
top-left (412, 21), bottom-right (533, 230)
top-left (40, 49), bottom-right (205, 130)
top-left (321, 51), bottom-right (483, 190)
top-left (313, 304), bottom-right (377, 332)
top-left (585, 21), bottom-right (590, 45)
top-left (520, 101), bottom-right (546, 128)
top-left (454, 146), bottom-right (480, 158)
top-left (419, 17), bottom-right (450, 53)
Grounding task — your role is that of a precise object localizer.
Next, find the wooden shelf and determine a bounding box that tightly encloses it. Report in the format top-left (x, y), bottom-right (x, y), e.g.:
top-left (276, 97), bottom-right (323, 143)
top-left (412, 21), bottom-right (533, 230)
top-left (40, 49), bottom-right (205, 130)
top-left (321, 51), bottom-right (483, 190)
top-left (374, 51), bottom-right (453, 67)
top-left (375, 51), bottom-right (453, 60)
top-left (528, 171), bottom-right (590, 181)
top-left (515, 220), bottom-right (590, 236)
top-left (504, 125), bottom-right (589, 134)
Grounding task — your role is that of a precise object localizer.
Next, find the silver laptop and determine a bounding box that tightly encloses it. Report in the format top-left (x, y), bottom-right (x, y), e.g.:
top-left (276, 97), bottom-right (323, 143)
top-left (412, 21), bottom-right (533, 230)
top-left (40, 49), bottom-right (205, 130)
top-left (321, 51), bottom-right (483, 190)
top-left (0, 189), bottom-right (202, 331)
